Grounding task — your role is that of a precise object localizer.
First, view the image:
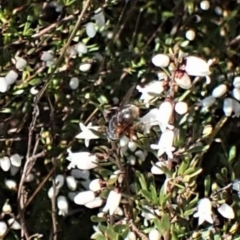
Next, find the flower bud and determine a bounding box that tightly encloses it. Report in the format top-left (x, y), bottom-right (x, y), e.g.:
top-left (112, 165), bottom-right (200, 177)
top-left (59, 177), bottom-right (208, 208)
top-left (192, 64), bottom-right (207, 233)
top-left (0, 221), bottom-right (7, 236)
top-left (200, 1), bottom-right (210, 10)
top-left (66, 176), bottom-right (77, 191)
top-left (0, 157), bottom-right (11, 172)
top-left (5, 70), bottom-right (18, 85)
top-left (175, 72), bottom-right (192, 89)
top-left (217, 203), bottom-right (234, 219)
top-left (0, 77), bottom-right (8, 93)
top-left (74, 190), bottom-right (95, 205)
top-left (89, 179), bottom-right (101, 192)
top-left (174, 102), bottom-right (188, 115)
top-left (55, 174), bottom-right (65, 189)
top-left (233, 76), bottom-right (240, 88)
top-left (201, 96), bottom-right (216, 108)
top-left (69, 77), bottom-right (79, 90)
top-left (151, 54), bottom-right (170, 68)
top-left (15, 57), bottom-right (27, 70)
top-left (79, 63), bottom-right (91, 72)
top-left (124, 231), bottom-right (136, 240)
top-left (5, 179), bottom-right (17, 190)
top-left (85, 197), bottom-right (103, 209)
top-left (8, 218), bottom-right (21, 230)
top-left (232, 88), bottom-right (240, 101)
top-left (185, 29), bottom-right (196, 41)
top-left (212, 84), bottom-right (227, 98)
top-left (48, 186), bottom-right (60, 199)
top-left (148, 229), bottom-right (161, 240)
top-left (223, 98), bottom-right (233, 116)
top-left (86, 22), bottom-right (97, 38)
top-left (10, 154), bottom-right (23, 167)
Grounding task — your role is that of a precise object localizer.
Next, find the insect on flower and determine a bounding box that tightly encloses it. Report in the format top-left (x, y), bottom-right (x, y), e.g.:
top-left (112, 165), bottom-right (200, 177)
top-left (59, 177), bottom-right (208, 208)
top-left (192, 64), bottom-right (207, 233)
top-left (106, 85), bottom-right (140, 141)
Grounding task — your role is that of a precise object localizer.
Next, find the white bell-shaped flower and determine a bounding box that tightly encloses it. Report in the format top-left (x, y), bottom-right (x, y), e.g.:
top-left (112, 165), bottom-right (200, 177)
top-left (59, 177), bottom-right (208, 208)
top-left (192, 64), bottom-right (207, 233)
top-left (217, 203), bottom-right (235, 219)
top-left (79, 63), bottom-right (91, 72)
top-left (212, 84), bottom-right (227, 98)
top-left (8, 218), bottom-right (21, 230)
top-left (67, 149), bottom-right (98, 170)
top-left (69, 77), bottom-right (79, 90)
top-left (5, 179), bottom-right (17, 190)
top-left (10, 154), bottom-right (23, 167)
top-left (193, 198), bottom-right (213, 225)
top-left (15, 57), bottom-right (27, 70)
top-left (74, 190), bottom-right (95, 205)
top-left (57, 196), bottom-right (69, 216)
top-left (157, 71), bottom-right (168, 81)
top-left (137, 81), bottom-right (164, 107)
top-left (185, 29), bottom-right (196, 41)
top-left (85, 197), bottom-right (103, 209)
top-left (30, 87), bottom-right (39, 95)
top-left (75, 42), bottom-right (88, 55)
top-left (223, 98), bottom-right (233, 116)
top-left (89, 179), bottom-right (102, 192)
top-left (103, 190), bottom-right (122, 215)
top-left (141, 206), bottom-right (157, 226)
top-left (233, 76), bottom-right (240, 88)
top-left (0, 77), bottom-right (8, 93)
top-left (86, 22), bottom-right (97, 38)
top-left (0, 156), bottom-right (11, 172)
top-left (174, 102), bottom-right (188, 115)
top-left (150, 130), bottom-right (175, 159)
top-left (148, 229), bottom-right (161, 240)
top-left (232, 88), bottom-right (240, 101)
top-left (76, 122), bottom-right (100, 147)
top-left (92, 9), bottom-right (105, 28)
top-left (66, 176), bottom-right (77, 191)
top-left (185, 56), bottom-right (211, 76)
top-left (175, 72), bottom-right (192, 89)
top-left (5, 70), bottom-right (18, 85)
top-left (140, 108), bottom-right (159, 134)
top-left (124, 231), bottom-right (136, 240)
top-left (0, 221), bottom-right (7, 237)
top-left (151, 54), bottom-right (170, 68)
top-left (158, 101), bottom-right (174, 132)
top-left (48, 186), bottom-right (60, 199)
top-left (55, 174), bottom-right (65, 189)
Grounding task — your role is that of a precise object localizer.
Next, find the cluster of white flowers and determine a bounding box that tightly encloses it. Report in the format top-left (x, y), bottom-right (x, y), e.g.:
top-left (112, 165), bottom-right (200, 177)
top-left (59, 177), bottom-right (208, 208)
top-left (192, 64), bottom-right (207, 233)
top-left (200, 76), bottom-right (240, 116)
top-left (0, 56), bottom-right (27, 93)
top-left (193, 198), bottom-right (234, 225)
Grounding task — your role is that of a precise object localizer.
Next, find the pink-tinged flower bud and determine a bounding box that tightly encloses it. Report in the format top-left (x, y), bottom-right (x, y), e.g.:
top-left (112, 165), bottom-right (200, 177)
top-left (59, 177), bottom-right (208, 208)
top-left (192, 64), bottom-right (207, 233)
top-left (151, 54), bottom-right (170, 68)
top-left (232, 88), bottom-right (240, 101)
top-left (217, 203), bottom-right (235, 219)
top-left (223, 98), bottom-right (233, 116)
top-left (103, 190), bottom-right (122, 215)
top-left (212, 84), bottom-right (227, 98)
top-left (233, 76), bottom-right (240, 88)
top-left (85, 197), bottom-right (103, 209)
top-left (174, 102), bottom-right (188, 115)
top-left (158, 101), bottom-right (173, 132)
top-left (74, 190), bottom-right (95, 205)
top-left (175, 72), bottom-right (192, 89)
top-left (185, 56), bottom-right (211, 76)
top-left (148, 229), bottom-right (161, 240)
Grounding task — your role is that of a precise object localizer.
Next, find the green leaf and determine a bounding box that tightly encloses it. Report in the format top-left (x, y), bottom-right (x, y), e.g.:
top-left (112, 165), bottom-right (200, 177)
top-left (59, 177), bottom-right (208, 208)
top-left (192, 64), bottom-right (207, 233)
top-left (141, 189), bottom-right (152, 201)
top-left (228, 146), bottom-right (236, 165)
top-left (159, 213), bottom-right (170, 235)
top-left (204, 175), bottom-right (211, 197)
